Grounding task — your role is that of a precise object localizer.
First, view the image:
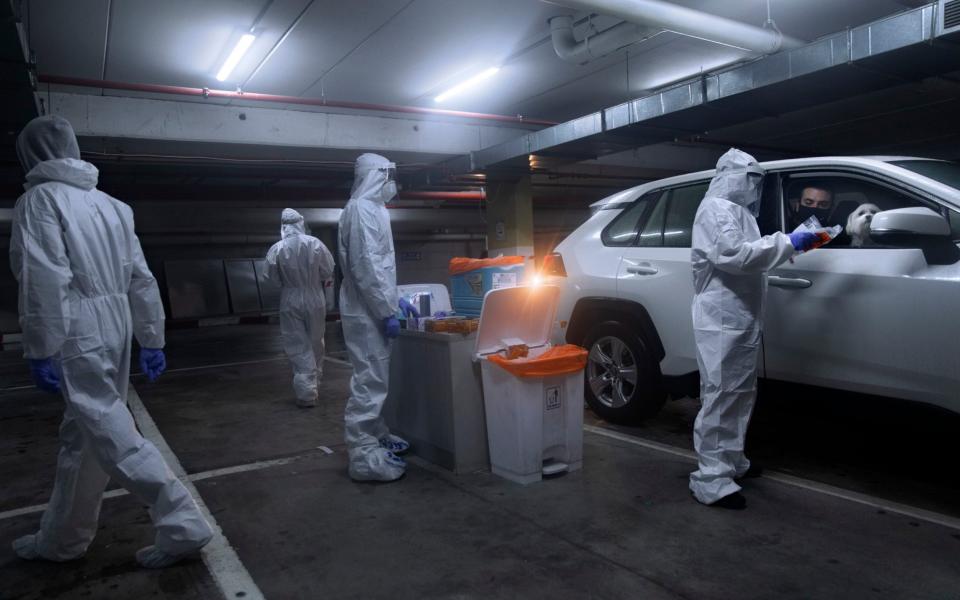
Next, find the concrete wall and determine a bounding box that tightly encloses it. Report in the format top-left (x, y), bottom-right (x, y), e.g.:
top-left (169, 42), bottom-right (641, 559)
top-left (0, 205), bottom-right (587, 332)
top-left (141, 241), bottom-right (276, 319)
top-left (395, 240), bottom-right (485, 289)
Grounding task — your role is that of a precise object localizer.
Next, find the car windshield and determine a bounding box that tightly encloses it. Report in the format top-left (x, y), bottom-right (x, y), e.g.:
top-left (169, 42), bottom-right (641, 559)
top-left (890, 159), bottom-right (960, 190)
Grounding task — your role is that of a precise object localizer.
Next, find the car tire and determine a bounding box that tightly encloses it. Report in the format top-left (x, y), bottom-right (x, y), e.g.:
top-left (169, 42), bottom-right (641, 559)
top-left (583, 321), bottom-right (666, 423)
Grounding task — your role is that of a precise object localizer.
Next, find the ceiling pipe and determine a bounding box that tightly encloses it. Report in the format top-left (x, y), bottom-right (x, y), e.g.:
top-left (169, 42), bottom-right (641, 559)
top-left (138, 234), bottom-right (279, 246)
top-left (38, 75), bottom-right (558, 127)
top-left (137, 232), bottom-right (489, 246)
top-left (401, 190), bottom-right (485, 201)
top-left (543, 0), bottom-right (802, 55)
top-left (394, 233), bottom-right (487, 242)
top-left (549, 15), bottom-right (662, 64)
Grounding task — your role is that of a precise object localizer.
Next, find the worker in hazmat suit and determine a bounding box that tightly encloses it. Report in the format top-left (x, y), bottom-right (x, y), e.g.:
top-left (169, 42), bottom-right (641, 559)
top-left (266, 208), bottom-right (336, 407)
top-left (689, 148), bottom-right (820, 509)
top-left (9, 115), bottom-right (213, 568)
top-left (338, 153), bottom-right (419, 482)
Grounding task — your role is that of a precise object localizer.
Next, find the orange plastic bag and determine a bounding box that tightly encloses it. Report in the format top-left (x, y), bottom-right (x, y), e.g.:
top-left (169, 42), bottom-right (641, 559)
top-left (487, 344), bottom-right (588, 378)
top-left (449, 256), bottom-right (524, 276)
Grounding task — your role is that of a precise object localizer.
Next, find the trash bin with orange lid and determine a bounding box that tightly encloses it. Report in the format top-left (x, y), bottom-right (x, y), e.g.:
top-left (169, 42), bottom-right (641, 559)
top-left (475, 284), bottom-right (586, 484)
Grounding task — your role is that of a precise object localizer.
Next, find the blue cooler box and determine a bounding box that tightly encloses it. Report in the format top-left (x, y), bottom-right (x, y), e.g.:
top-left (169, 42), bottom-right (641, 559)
top-left (450, 262), bottom-right (525, 317)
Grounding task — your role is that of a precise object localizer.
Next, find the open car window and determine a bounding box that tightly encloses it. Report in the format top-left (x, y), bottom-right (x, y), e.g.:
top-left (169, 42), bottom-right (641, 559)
top-left (781, 174), bottom-right (926, 248)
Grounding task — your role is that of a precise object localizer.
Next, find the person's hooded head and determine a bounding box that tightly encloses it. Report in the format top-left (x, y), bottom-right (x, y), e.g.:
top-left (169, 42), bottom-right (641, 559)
top-left (705, 148), bottom-right (765, 217)
top-left (16, 115), bottom-right (97, 190)
top-left (17, 115), bottom-right (82, 172)
top-left (281, 208), bottom-right (306, 238)
top-left (350, 153), bottom-right (397, 204)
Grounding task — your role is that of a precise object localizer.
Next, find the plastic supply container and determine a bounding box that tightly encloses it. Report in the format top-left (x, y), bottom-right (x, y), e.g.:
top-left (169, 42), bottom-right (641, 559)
top-left (449, 257), bottom-right (525, 318)
top-left (475, 285), bottom-right (587, 484)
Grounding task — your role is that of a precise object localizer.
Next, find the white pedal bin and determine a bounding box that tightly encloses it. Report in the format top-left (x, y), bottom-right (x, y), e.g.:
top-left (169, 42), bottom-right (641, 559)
top-left (475, 285), bottom-right (586, 484)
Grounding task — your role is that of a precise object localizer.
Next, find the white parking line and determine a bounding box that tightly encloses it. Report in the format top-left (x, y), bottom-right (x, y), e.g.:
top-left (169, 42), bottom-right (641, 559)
top-left (0, 488), bottom-right (129, 521)
top-left (0, 384), bottom-right (34, 393)
top-left (0, 357), bottom-right (290, 394)
top-left (0, 452), bottom-right (321, 522)
top-left (2, 354), bottom-right (352, 395)
top-left (584, 424), bottom-right (960, 532)
top-left (127, 386), bottom-right (266, 600)
top-left (584, 425), bottom-right (697, 461)
top-left (131, 356), bottom-right (287, 377)
top-left (323, 356), bottom-right (351, 367)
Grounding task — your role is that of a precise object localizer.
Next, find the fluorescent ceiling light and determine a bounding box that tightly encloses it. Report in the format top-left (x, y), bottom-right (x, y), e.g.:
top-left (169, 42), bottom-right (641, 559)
top-left (434, 67), bottom-right (500, 103)
top-left (216, 33), bottom-right (256, 82)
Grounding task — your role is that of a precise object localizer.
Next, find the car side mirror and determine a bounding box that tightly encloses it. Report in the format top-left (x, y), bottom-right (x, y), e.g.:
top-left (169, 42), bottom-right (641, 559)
top-left (870, 207), bottom-right (958, 264)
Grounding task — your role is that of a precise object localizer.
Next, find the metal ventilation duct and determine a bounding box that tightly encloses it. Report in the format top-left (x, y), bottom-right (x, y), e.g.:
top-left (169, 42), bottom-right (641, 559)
top-left (548, 15), bottom-right (662, 64)
top-left (544, 0), bottom-right (802, 55)
top-left (939, 0), bottom-right (960, 32)
top-left (469, 2), bottom-right (960, 173)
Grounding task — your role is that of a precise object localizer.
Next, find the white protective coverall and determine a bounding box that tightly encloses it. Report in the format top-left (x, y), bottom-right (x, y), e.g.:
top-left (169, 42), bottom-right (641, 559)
top-left (338, 153), bottom-right (407, 481)
top-left (689, 148), bottom-right (795, 505)
top-left (9, 116), bottom-right (212, 562)
top-left (266, 208), bottom-right (335, 407)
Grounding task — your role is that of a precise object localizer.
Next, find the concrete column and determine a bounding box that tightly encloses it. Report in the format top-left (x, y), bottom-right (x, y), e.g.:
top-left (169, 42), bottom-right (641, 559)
top-left (485, 176), bottom-right (534, 258)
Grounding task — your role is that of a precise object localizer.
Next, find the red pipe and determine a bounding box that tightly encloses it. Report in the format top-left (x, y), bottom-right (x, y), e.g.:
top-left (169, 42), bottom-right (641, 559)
top-left (401, 191), bottom-right (485, 201)
top-left (39, 75), bottom-right (558, 127)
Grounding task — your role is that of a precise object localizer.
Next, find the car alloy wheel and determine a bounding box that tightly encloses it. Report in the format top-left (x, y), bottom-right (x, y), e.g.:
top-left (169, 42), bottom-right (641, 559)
top-left (587, 335), bottom-right (638, 409)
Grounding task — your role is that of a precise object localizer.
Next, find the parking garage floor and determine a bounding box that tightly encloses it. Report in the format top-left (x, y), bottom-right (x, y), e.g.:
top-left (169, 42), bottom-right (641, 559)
top-left (1, 324), bottom-right (958, 599)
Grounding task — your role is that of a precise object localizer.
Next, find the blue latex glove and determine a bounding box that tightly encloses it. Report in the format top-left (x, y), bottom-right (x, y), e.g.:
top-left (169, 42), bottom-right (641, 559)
top-left (789, 231), bottom-right (819, 252)
top-left (383, 316), bottom-right (400, 339)
top-left (139, 348), bottom-right (167, 382)
top-left (28, 358), bottom-right (60, 394)
top-left (432, 311), bottom-right (450, 318)
top-left (398, 298), bottom-right (420, 326)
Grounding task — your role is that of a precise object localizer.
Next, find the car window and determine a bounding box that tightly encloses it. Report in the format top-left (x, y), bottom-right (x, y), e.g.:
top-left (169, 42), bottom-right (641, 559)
top-left (782, 175), bottom-right (925, 248)
top-left (637, 195), bottom-right (668, 247)
top-left (662, 182), bottom-right (708, 248)
top-left (601, 191), bottom-right (660, 247)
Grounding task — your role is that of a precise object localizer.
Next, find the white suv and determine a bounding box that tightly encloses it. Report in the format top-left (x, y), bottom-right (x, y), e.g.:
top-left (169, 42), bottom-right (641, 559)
top-left (544, 157), bottom-right (960, 423)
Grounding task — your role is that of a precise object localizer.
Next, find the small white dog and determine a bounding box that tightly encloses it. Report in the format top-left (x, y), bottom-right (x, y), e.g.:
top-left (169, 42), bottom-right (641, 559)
top-left (845, 203), bottom-right (881, 247)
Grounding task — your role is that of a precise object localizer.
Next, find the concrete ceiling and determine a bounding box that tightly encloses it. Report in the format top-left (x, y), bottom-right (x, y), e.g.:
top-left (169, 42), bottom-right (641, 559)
top-left (26, 0), bottom-right (928, 122)
top-left (0, 0), bottom-right (940, 215)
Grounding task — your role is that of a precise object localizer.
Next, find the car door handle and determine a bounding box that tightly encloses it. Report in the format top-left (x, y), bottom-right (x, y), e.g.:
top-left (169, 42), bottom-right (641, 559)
top-left (626, 265), bottom-right (659, 275)
top-left (769, 276), bottom-right (812, 289)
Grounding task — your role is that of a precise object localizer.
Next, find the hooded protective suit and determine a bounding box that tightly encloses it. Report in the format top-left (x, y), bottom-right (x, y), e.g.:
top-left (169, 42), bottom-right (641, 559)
top-left (265, 208), bottom-right (335, 406)
top-left (9, 116), bottom-right (212, 563)
top-left (338, 153), bottom-right (407, 481)
top-left (689, 148), bottom-right (795, 505)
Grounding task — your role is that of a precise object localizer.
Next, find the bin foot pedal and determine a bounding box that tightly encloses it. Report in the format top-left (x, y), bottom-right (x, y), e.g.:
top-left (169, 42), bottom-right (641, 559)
top-left (542, 461), bottom-right (569, 477)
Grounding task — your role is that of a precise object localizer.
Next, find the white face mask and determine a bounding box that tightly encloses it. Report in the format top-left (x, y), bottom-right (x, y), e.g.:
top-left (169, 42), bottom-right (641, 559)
top-left (381, 180), bottom-right (398, 203)
top-left (747, 173), bottom-right (763, 200)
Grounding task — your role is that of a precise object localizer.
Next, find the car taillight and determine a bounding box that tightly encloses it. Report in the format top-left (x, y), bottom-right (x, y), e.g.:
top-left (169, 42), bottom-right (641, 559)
top-left (541, 252), bottom-right (567, 277)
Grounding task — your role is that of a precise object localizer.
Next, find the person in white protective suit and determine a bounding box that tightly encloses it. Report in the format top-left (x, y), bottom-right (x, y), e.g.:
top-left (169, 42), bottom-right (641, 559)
top-left (338, 153), bottom-right (417, 482)
top-left (9, 115), bottom-right (213, 567)
top-left (689, 148), bottom-right (819, 509)
top-left (266, 208), bottom-right (336, 407)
